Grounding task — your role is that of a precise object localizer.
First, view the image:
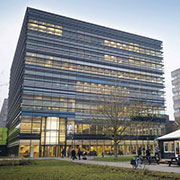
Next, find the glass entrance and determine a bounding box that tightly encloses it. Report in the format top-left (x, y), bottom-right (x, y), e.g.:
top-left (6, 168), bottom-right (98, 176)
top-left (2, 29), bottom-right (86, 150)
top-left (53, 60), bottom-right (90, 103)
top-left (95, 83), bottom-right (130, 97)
top-left (41, 117), bottom-right (67, 157)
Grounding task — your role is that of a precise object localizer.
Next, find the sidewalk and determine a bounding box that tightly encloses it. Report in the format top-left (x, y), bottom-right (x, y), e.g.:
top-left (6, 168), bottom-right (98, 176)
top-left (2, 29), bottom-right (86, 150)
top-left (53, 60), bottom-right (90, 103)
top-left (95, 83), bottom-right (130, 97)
top-left (56, 157), bottom-right (180, 174)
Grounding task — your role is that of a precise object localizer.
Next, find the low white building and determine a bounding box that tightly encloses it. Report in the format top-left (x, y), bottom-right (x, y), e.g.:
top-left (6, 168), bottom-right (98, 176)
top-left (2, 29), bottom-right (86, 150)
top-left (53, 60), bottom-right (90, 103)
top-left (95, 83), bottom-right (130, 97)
top-left (157, 130), bottom-right (180, 159)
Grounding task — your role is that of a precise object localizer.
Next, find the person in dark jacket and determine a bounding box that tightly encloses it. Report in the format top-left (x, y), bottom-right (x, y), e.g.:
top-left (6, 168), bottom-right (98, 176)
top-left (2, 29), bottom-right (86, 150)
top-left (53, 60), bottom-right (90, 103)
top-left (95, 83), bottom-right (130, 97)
top-left (102, 152), bottom-right (104, 158)
top-left (61, 149), bottom-right (65, 158)
top-left (136, 147), bottom-right (142, 164)
top-left (77, 148), bottom-right (81, 160)
top-left (71, 149), bottom-right (76, 160)
top-left (138, 147), bottom-right (142, 156)
top-left (146, 147), bottom-right (151, 164)
top-left (67, 148), bottom-right (70, 158)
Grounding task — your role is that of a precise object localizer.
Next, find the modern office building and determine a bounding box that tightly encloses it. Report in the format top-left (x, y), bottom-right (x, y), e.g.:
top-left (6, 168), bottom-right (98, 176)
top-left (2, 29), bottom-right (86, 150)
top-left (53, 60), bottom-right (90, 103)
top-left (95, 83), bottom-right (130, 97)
top-left (7, 7), bottom-right (166, 157)
top-left (172, 68), bottom-right (180, 121)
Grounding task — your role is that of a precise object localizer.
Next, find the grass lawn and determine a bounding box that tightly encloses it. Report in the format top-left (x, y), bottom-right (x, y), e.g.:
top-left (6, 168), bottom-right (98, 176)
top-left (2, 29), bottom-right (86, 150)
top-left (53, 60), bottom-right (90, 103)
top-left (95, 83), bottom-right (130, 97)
top-left (93, 156), bottom-right (134, 162)
top-left (0, 156), bottom-right (10, 159)
top-left (0, 159), bottom-right (180, 180)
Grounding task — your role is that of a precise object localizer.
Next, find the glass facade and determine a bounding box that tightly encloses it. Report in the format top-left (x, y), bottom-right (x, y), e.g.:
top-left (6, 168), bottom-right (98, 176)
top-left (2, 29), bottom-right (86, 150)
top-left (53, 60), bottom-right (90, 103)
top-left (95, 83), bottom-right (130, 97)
top-left (172, 68), bottom-right (180, 121)
top-left (7, 7), bottom-right (166, 157)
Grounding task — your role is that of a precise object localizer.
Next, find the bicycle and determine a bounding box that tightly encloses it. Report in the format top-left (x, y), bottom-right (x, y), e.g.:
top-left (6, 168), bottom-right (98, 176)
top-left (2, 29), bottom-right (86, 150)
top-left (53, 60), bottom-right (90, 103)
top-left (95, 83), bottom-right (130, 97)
top-left (130, 156), bottom-right (145, 169)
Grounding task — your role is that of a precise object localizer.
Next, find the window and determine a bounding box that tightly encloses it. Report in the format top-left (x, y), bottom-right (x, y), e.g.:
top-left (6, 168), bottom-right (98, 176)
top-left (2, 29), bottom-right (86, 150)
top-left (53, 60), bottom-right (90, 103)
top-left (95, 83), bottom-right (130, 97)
top-left (164, 141), bottom-right (175, 153)
top-left (104, 40), bottom-right (161, 57)
top-left (169, 141), bottom-right (174, 152)
top-left (32, 122), bottom-right (40, 134)
top-left (21, 122), bottom-right (32, 133)
top-left (28, 19), bottom-right (62, 36)
top-left (164, 142), bottom-right (169, 152)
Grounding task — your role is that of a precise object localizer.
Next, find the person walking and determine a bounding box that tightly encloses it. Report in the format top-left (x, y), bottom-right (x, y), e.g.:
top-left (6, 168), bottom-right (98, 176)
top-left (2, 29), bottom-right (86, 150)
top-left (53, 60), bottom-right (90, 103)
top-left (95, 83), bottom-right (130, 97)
top-left (146, 147), bottom-right (151, 164)
top-left (71, 149), bottom-right (76, 160)
top-left (61, 149), bottom-right (65, 158)
top-left (67, 148), bottom-right (70, 158)
top-left (138, 147), bottom-right (142, 157)
top-left (155, 145), bottom-right (160, 159)
top-left (102, 152), bottom-right (104, 158)
top-left (77, 148), bottom-right (81, 160)
top-left (136, 147), bottom-right (142, 165)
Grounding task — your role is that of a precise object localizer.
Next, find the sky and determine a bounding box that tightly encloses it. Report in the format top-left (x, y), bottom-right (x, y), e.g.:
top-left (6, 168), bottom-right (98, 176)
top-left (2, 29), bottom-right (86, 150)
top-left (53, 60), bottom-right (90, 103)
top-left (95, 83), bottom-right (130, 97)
top-left (0, 0), bottom-right (180, 120)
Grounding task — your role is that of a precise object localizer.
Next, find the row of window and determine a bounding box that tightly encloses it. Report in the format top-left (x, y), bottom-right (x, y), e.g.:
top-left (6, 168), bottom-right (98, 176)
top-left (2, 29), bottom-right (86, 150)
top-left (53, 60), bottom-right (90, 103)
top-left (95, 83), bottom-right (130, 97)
top-left (75, 81), bottom-right (164, 98)
top-left (20, 105), bottom-right (160, 116)
top-left (23, 74), bottom-right (163, 101)
top-left (25, 55), bottom-right (163, 83)
top-left (22, 87), bottom-right (164, 107)
top-left (63, 30), bottom-right (102, 45)
top-left (21, 98), bottom-right (163, 116)
top-left (29, 19), bottom-right (161, 56)
top-left (26, 50), bottom-right (162, 71)
top-left (23, 64), bottom-right (163, 93)
top-left (20, 116), bottom-right (164, 137)
top-left (22, 99), bottom-right (75, 109)
top-left (62, 30), bottom-right (162, 67)
top-left (28, 20), bottom-right (62, 36)
top-left (104, 54), bottom-right (162, 70)
top-left (19, 141), bottom-right (157, 157)
top-left (23, 77), bottom-right (164, 99)
top-left (22, 86), bottom-right (164, 114)
top-left (22, 105), bottom-right (75, 112)
top-left (29, 19), bottom-right (62, 29)
top-left (23, 94), bottom-right (75, 102)
top-left (26, 40), bottom-right (161, 72)
top-left (71, 123), bottom-right (163, 136)
top-left (104, 40), bottom-right (161, 57)
top-left (27, 25), bottom-right (163, 69)
top-left (28, 19), bottom-right (161, 59)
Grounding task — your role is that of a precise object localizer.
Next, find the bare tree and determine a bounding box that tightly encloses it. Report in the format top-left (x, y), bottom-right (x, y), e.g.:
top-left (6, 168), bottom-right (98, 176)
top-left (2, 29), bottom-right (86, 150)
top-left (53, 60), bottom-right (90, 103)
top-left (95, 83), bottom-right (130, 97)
top-left (90, 86), bottom-right (144, 160)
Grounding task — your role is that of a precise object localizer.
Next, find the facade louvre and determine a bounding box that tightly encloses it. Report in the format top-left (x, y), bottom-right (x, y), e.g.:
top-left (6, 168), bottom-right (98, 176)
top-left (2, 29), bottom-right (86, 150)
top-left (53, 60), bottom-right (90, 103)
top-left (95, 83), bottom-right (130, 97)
top-left (172, 68), bottom-right (180, 121)
top-left (7, 7), bottom-right (166, 157)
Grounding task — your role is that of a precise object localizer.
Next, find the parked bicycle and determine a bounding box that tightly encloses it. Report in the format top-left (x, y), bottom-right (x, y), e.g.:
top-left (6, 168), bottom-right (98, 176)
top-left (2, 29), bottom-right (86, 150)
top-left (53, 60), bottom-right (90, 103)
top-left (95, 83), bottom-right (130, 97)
top-left (130, 156), bottom-right (149, 169)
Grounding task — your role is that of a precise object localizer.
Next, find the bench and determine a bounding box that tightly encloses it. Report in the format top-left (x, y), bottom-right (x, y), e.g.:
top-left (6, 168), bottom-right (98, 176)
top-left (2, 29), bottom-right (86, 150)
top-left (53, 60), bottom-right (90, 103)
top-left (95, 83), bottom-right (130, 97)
top-left (168, 157), bottom-right (180, 167)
